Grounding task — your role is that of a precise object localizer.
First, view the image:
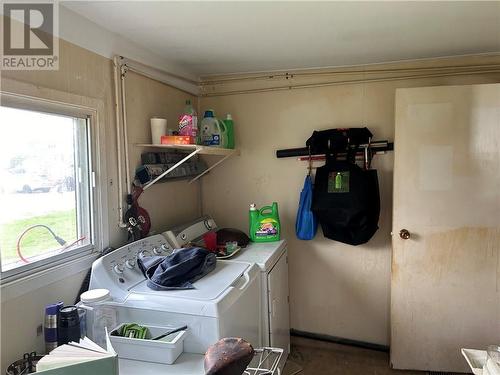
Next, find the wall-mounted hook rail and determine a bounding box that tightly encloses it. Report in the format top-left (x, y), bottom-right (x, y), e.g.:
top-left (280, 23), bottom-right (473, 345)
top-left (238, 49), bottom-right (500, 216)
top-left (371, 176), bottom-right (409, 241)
top-left (276, 140), bottom-right (393, 158)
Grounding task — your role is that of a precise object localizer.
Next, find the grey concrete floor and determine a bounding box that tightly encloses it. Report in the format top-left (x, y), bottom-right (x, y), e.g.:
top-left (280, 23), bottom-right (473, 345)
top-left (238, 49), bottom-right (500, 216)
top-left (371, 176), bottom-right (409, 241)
top-left (284, 336), bottom-right (424, 375)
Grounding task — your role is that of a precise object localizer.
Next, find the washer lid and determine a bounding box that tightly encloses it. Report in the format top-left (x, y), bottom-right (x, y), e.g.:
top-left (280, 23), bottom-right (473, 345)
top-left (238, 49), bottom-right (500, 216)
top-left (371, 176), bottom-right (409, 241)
top-left (129, 260), bottom-right (249, 301)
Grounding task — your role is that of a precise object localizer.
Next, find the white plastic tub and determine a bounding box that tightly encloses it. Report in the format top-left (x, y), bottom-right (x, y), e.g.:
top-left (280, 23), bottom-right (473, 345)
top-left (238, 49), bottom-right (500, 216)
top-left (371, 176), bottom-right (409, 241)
top-left (109, 323), bottom-right (186, 365)
top-left (462, 348), bottom-right (500, 375)
top-left (462, 348), bottom-right (487, 375)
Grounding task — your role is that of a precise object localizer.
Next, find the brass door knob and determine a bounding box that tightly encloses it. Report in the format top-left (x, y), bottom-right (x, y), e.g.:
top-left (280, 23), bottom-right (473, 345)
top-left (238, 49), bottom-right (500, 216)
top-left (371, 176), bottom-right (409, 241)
top-left (399, 229), bottom-right (411, 240)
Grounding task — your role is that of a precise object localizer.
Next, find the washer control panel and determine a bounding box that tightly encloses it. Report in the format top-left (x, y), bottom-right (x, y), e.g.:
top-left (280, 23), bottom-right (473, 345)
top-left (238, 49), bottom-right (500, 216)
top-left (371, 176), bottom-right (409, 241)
top-left (89, 234), bottom-right (173, 297)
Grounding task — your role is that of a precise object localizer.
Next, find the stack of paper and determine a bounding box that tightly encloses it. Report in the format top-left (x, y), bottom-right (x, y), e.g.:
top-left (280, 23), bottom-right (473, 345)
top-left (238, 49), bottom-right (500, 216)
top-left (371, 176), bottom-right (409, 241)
top-left (36, 334), bottom-right (118, 374)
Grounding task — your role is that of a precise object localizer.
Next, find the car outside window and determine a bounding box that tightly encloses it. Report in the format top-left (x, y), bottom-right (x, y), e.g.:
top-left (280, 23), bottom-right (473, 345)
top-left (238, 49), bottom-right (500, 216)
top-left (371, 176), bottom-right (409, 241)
top-left (0, 104), bottom-right (96, 278)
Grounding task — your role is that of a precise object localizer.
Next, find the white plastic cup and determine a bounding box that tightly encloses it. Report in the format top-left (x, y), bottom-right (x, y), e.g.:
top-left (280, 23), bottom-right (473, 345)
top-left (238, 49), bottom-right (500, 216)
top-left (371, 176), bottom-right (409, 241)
top-left (79, 289), bottom-right (116, 348)
top-left (150, 118), bottom-right (167, 144)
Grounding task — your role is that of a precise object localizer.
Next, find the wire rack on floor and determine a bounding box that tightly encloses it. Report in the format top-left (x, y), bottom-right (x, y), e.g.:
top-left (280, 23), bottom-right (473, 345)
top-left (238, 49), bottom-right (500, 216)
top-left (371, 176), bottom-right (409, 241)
top-left (245, 347), bottom-right (284, 375)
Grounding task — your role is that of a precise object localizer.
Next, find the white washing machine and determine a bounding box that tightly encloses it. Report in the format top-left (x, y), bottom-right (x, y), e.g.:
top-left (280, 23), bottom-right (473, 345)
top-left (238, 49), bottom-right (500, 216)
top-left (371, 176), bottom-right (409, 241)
top-left (88, 217), bottom-right (289, 375)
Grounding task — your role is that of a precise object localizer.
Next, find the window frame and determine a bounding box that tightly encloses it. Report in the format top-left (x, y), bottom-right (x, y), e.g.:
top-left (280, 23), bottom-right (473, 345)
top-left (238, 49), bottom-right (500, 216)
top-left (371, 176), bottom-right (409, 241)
top-left (0, 92), bottom-right (108, 283)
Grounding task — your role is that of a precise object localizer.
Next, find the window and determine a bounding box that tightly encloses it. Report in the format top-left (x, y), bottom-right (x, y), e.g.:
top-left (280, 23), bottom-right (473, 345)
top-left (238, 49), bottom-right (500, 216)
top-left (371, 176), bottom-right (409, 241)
top-left (0, 100), bottom-right (99, 279)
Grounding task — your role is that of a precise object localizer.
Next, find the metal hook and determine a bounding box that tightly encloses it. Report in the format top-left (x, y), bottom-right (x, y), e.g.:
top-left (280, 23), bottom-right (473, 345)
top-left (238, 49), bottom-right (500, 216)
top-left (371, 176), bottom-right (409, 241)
top-left (364, 146), bottom-right (369, 170)
top-left (366, 136), bottom-right (372, 169)
top-left (308, 146), bottom-right (313, 176)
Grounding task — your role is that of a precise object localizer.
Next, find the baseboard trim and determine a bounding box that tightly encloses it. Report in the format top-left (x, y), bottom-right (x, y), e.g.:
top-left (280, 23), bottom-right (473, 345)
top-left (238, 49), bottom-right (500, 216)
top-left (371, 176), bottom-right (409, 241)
top-left (290, 329), bottom-right (390, 353)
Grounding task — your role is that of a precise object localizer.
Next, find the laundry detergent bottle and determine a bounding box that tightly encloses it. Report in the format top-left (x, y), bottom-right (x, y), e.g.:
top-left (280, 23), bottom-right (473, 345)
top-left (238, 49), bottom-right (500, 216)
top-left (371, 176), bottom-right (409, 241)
top-left (201, 110), bottom-right (222, 147)
top-left (249, 202), bottom-right (281, 242)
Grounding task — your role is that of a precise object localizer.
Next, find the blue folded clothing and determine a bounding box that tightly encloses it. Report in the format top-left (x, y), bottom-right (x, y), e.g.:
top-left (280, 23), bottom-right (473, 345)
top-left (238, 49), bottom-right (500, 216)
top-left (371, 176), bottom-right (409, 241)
top-left (138, 247), bottom-right (217, 290)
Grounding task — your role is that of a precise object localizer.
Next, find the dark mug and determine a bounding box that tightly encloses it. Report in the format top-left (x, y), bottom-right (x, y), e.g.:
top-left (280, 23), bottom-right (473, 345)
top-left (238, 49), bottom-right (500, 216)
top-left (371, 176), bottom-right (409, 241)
top-left (57, 305), bottom-right (81, 345)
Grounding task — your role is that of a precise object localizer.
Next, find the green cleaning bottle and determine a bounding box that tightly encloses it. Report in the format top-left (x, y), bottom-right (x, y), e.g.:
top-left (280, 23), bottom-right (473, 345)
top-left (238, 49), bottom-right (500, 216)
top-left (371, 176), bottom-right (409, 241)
top-left (221, 114), bottom-right (235, 149)
top-left (249, 202), bottom-right (281, 242)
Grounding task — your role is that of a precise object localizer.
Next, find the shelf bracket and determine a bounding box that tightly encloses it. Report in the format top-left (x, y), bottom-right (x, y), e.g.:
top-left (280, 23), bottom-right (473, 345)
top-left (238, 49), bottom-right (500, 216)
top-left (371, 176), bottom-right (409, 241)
top-left (189, 151), bottom-right (236, 184)
top-left (143, 148), bottom-right (202, 190)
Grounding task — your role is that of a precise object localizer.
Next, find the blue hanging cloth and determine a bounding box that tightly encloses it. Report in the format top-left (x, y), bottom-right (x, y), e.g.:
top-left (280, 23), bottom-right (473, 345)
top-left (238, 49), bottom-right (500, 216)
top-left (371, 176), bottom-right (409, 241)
top-left (295, 175), bottom-right (318, 240)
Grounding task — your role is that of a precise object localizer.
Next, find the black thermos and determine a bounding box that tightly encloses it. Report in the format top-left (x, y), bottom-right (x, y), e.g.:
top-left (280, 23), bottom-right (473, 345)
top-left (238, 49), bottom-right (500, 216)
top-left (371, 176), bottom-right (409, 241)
top-left (57, 305), bottom-right (81, 345)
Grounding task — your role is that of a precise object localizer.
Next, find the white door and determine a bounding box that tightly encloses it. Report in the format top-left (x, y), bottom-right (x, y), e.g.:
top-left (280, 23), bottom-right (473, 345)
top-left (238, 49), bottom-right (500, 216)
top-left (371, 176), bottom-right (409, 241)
top-left (391, 83), bottom-right (500, 372)
top-left (268, 252), bottom-right (290, 356)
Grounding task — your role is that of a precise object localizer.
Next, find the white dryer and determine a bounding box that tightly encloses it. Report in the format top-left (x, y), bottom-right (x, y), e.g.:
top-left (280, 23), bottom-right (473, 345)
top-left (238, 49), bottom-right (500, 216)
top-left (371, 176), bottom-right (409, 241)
top-left (232, 240), bottom-right (290, 360)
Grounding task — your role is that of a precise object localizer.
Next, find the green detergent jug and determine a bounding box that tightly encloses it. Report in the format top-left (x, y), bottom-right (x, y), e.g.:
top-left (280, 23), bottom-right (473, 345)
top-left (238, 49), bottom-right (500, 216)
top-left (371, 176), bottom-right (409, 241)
top-left (249, 202), bottom-right (281, 242)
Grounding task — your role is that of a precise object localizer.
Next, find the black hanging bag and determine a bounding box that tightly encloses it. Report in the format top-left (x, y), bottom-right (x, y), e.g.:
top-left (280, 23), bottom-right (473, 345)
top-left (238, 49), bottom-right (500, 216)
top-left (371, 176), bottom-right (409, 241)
top-left (310, 129), bottom-right (380, 245)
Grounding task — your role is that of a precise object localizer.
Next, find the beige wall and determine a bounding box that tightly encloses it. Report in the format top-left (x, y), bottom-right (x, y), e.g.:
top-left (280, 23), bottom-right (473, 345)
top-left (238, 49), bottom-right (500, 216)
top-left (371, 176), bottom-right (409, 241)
top-left (0, 40), bottom-right (199, 368)
top-left (1, 23), bottom-right (500, 369)
top-left (0, 270), bottom-right (88, 369)
top-left (199, 66), bottom-right (500, 345)
top-left (124, 71), bottom-right (200, 233)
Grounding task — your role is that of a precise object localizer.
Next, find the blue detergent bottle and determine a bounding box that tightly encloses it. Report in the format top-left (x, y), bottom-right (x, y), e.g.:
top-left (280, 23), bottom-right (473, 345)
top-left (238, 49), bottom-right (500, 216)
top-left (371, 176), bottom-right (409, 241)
top-left (201, 110), bottom-right (223, 147)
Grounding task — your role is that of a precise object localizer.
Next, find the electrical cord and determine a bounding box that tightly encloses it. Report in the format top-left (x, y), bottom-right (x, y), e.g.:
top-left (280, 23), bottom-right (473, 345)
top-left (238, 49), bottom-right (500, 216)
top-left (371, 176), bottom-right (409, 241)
top-left (57, 236), bottom-right (87, 253)
top-left (16, 224), bottom-right (85, 263)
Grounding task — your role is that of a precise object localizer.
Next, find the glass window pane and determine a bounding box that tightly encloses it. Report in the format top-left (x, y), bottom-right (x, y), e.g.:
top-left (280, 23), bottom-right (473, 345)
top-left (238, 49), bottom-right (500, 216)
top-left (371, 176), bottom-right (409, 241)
top-left (0, 106), bottom-right (92, 272)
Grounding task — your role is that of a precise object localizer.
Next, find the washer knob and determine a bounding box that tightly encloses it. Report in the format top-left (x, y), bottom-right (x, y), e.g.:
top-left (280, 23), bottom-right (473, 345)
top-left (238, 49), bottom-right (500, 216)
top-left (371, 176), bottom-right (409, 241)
top-left (161, 244), bottom-right (170, 251)
top-left (125, 259), bottom-right (136, 269)
top-left (113, 264), bottom-right (124, 274)
top-left (152, 247), bottom-right (161, 255)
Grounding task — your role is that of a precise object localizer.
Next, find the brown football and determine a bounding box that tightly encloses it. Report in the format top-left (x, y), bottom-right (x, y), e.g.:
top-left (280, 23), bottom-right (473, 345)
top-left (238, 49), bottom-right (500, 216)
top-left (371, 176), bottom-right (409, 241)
top-left (204, 337), bottom-right (254, 375)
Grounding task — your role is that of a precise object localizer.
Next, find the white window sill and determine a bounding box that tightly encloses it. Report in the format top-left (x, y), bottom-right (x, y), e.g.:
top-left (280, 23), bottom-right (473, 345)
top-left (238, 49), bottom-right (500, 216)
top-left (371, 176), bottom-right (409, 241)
top-left (0, 253), bottom-right (98, 302)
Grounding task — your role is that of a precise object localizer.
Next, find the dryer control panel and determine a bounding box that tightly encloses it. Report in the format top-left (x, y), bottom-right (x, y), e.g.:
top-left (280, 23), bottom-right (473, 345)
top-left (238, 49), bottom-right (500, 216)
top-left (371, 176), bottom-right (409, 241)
top-left (89, 234), bottom-right (173, 299)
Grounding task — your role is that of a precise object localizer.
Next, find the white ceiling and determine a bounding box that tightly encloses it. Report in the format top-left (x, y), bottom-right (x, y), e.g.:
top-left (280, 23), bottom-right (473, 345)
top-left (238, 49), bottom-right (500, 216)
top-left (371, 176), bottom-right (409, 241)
top-left (62, 1), bottom-right (500, 78)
